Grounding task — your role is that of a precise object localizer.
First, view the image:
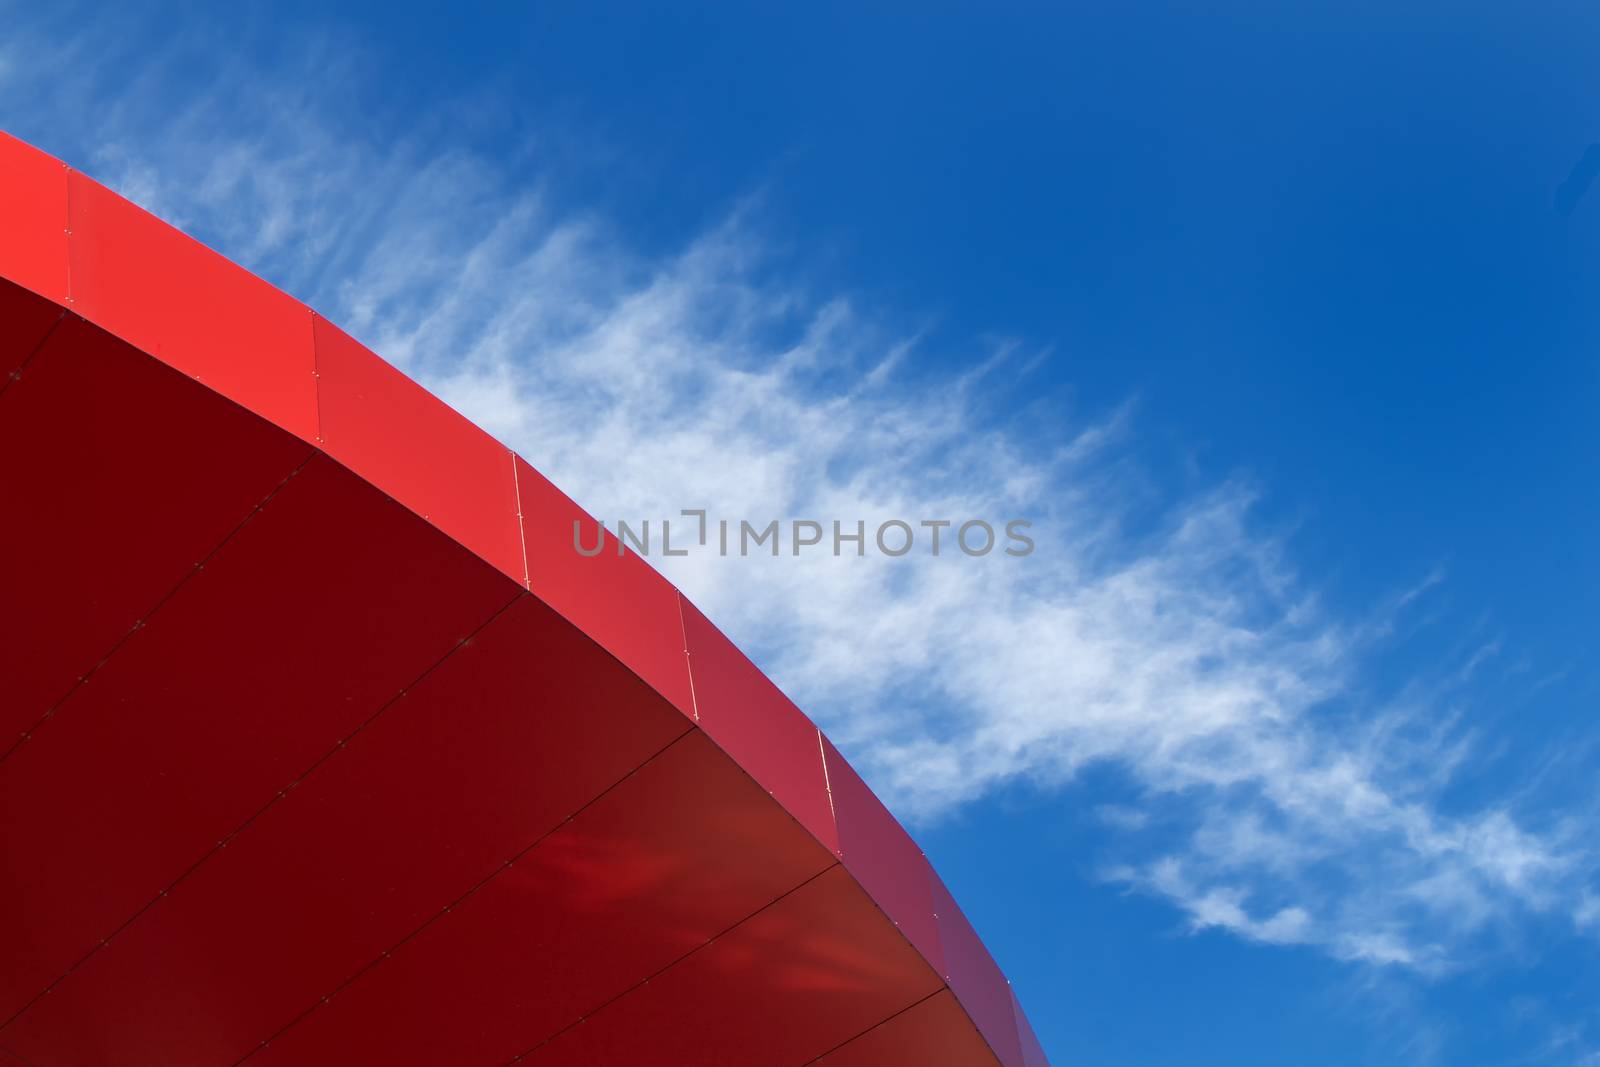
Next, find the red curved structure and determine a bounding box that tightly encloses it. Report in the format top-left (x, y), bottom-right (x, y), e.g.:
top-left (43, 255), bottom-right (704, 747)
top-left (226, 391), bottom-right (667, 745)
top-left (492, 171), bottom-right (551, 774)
top-left (0, 130), bottom-right (1048, 1067)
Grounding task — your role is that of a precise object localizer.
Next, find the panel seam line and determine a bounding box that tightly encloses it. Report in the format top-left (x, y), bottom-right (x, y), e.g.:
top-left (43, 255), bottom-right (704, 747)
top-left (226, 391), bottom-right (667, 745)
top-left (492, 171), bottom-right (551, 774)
top-left (798, 986), bottom-right (949, 1066)
top-left (510, 451), bottom-right (529, 588)
top-left (234, 722), bottom-right (703, 1065)
top-left (0, 588), bottom-right (526, 1035)
top-left (504, 860), bottom-right (843, 1064)
top-left (0, 310), bottom-right (68, 406)
top-left (0, 452), bottom-right (316, 767)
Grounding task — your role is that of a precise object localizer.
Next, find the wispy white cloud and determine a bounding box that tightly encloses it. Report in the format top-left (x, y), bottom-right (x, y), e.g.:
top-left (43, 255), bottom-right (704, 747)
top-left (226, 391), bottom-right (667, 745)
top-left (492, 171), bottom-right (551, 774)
top-left (3, 12), bottom-right (1595, 984)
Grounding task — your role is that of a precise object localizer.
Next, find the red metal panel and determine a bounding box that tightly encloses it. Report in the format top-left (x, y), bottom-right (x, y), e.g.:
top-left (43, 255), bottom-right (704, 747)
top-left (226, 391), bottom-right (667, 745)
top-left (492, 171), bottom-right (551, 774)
top-left (0, 455), bottom-right (516, 1024)
top-left (1, 594), bottom-right (694, 1065)
top-left (0, 280), bottom-right (63, 382)
top-left (929, 871), bottom-right (1026, 1067)
top-left (820, 736), bottom-right (946, 978)
top-left (0, 316), bottom-right (311, 750)
top-left (66, 171), bottom-right (319, 443)
top-left (0, 132), bottom-right (67, 304)
top-left (814, 989), bottom-right (1002, 1067)
top-left (680, 597), bottom-right (839, 853)
top-left (514, 455), bottom-right (696, 719)
top-left (524, 864), bottom-right (944, 1067)
top-left (1011, 987), bottom-right (1050, 1067)
top-left (246, 729), bottom-right (834, 1066)
top-left (312, 316), bottom-right (524, 583)
top-left (0, 131), bottom-right (1046, 1067)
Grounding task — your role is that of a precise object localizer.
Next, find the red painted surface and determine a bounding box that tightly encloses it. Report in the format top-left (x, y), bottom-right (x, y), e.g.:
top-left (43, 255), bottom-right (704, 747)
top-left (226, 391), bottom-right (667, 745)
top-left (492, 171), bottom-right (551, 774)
top-left (522, 866), bottom-right (945, 1067)
top-left (681, 597), bottom-right (840, 853)
top-left (1013, 988), bottom-right (1052, 1067)
top-left (313, 315), bottom-right (525, 583)
top-left (0, 455), bottom-right (515, 1025)
top-left (0, 130), bottom-right (1046, 1065)
top-left (0, 280), bottom-right (62, 382)
top-left (822, 736), bottom-right (947, 977)
top-left (930, 871), bottom-right (1028, 1067)
top-left (514, 454), bottom-right (698, 719)
top-left (248, 730), bottom-right (834, 1066)
top-left (67, 172), bottom-right (320, 443)
top-left (0, 132), bottom-right (67, 305)
top-left (814, 990), bottom-right (1002, 1066)
top-left (0, 316), bottom-right (312, 753)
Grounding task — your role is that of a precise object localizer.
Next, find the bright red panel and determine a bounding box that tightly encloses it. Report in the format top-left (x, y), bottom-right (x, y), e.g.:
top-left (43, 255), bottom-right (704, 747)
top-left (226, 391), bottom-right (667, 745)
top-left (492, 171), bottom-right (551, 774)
top-left (0, 316), bottom-right (311, 751)
top-left (680, 597), bottom-right (839, 854)
top-left (0, 132), bottom-right (67, 304)
top-left (0, 129), bottom-right (1042, 1067)
top-left (929, 872), bottom-right (1026, 1067)
top-left (0, 279), bottom-right (64, 381)
top-left (313, 316), bottom-right (524, 583)
top-left (522, 864), bottom-right (943, 1066)
top-left (66, 172), bottom-right (318, 442)
top-left (814, 989), bottom-right (1002, 1067)
top-left (0, 455), bottom-right (516, 1023)
top-left (820, 736), bottom-right (946, 978)
top-left (514, 455), bottom-right (695, 719)
top-left (2, 594), bottom-right (694, 1066)
top-left (248, 729), bottom-right (834, 1066)
top-left (1012, 987), bottom-right (1050, 1067)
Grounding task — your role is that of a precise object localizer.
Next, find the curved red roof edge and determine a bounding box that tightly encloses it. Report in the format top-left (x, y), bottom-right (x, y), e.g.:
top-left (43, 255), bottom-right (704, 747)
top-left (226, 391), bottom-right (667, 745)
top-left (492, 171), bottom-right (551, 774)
top-left (0, 129), bottom-right (1048, 1067)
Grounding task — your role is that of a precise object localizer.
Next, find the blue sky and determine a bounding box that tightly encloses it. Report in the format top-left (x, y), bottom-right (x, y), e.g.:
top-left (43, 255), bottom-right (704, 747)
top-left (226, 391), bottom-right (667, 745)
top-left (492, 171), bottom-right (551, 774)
top-left (5, 2), bottom-right (1600, 1063)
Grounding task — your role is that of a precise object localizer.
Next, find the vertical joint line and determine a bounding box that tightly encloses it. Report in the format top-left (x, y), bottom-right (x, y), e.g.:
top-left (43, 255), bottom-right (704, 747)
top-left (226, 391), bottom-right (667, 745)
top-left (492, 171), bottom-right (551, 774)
top-left (62, 163), bottom-right (74, 305)
top-left (818, 729), bottom-right (837, 827)
top-left (309, 311), bottom-right (325, 446)
top-left (510, 451), bottom-right (529, 589)
top-left (675, 591), bottom-right (699, 722)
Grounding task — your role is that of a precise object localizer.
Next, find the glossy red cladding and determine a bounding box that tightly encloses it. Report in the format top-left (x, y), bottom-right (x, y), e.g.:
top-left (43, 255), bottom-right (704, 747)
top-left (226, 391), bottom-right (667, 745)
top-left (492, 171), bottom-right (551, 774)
top-left (522, 864), bottom-right (944, 1067)
top-left (0, 130), bottom-right (1048, 1066)
top-left (1012, 987), bottom-right (1051, 1067)
top-left (0, 315), bottom-right (312, 752)
top-left (820, 736), bottom-right (946, 977)
top-left (816, 989), bottom-right (1002, 1067)
top-left (680, 597), bottom-right (839, 853)
top-left (312, 316), bottom-right (525, 583)
top-left (0, 132), bottom-right (68, 305)
top-left (0, 594), bottom-right (700, 1066)
top-left (0, 279), bottom-right (64, 382)
top-left (0, 455), bottom-right (517, 1024)
top-left (513, 455), bottom-right (696, 720)
top-left (246, 729), bottom-right (836, 1066)
top-left (66, 171), bottom-right (319, 442)
top-left (929, 871), bottom-right (1026, 1067)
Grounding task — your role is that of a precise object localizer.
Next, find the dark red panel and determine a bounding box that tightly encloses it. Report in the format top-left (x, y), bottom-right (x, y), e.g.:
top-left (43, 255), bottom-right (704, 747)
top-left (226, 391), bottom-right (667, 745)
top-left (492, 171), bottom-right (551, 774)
top-left (0, 132), bottom-right (67, 304)
top-left (313, 316), bottom-right (524, 583)
top-left (1012, 988), bottom-right (1050, 1067)
top-left (0, 317), bottom-right (311, 749)
top-left (523, 864), bottom-right (943, 1066)
top-left (0, 131), bottom-right (1045, 1067)
top-left (929, 872), bottom-right (1025, 1067)
top-left (0, 279), bottom-right (63, 382)
top-left (1, 595), bottom-right (695, 1066)
top-left (0, 455), bottom-right (516, 1022)
top-left (681, 597), bottom-right (839, 854)
top-left (66, 172), bottom-right (318, 442)
top-left (814, 989), bottom-right (1001, 1067)
top-left (821, 736), bottom-right (945, 978)
top-left (514, 455), bottom-right (695, 719)
top-left (247, 729), bottom-right (834, 1066)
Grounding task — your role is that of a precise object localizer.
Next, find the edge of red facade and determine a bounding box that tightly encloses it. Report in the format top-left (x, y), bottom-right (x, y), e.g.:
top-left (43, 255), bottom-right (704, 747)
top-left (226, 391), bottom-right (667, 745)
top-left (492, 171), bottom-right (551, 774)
top-left (0, 128), bottom-right (1046, 1066)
